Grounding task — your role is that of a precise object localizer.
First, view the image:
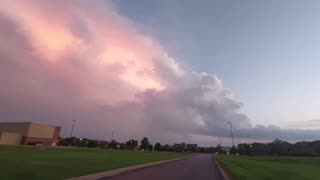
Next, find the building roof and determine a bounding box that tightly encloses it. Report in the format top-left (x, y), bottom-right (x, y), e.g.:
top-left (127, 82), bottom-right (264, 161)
top-left (0, 122), bottom-right (60, 128)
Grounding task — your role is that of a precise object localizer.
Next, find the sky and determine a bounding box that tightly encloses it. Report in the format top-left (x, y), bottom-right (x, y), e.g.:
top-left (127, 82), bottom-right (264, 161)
top-left (1, 0), bottom-right (320, 146)
top-left (113, 0), bottom-right (320, 128)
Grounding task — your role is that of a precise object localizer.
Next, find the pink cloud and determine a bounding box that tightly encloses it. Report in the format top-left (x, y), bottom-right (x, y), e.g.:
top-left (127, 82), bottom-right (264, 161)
top-left (1, 1), bottom-right (316, 146)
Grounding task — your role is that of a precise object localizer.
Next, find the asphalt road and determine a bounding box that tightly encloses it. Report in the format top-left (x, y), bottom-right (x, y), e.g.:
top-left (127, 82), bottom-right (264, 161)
top-left (100, 154), bottom-right (224, 180)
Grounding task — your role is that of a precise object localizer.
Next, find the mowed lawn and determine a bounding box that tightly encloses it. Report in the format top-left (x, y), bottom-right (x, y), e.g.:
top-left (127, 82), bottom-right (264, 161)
top-left (217, 155), bottom-right (320, 180)
top-left (0, 145), bottom-right (190, 180)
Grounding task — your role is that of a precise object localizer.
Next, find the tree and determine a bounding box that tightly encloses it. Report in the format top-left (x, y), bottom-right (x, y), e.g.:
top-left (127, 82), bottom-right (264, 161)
top-left (119, 143), bottom-right (127, 149)
top-left (140, 137), bottom-right (150, 150)
top-left (238, 143), bottom-right (253, 155)
top-left (289, 141), bottom-right (316, 157)
top-left (126, 139), bottom-right (138, 150)
top-left (148, 144), bottom-right (153, 151)
top-left (154, 142), bottom-right (162, 151)
top-left (269, 139), bottom-right (291, 156)
top-left (99, 141), bottom-right (108, 149)
top-left (87, 140), bottom-right (99, 148)
top-left (162, 144), bottom-right (172, 152)
top-left (109, 140), bottom-right (119, 149)
top-left (252, 143), bottom-right (270, 155)
top-left (229, 146), bottom-right (237, 155)
top-left (213, 145), bottom-right (226, 154)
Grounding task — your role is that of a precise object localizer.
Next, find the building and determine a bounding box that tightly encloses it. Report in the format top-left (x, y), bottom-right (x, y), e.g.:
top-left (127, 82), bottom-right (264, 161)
top-left (0, 122), bottom-right (61, 146)
top-left (173, 143), bottom-right (181, 148)
top-left (181, 142), bottom-right (186, 149)
top-left (187, 144), bottom-right (198, 151)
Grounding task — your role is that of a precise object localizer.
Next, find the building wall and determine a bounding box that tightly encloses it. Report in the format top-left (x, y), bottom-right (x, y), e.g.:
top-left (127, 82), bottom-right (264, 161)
top-left (0, 132), bottom-right (22, 145)
top-left (27, 123), bottom-right (56, 139)
top-left (0, 122), bottom-right (61, 146)
top-left (53, 127), bottom-right (61, 140)
top-left (23, 126), bottom-right (61, 146)
top-left (23, 137), bottom-right (56, 146)
top-left (0, 122), bottom-right (30, 136)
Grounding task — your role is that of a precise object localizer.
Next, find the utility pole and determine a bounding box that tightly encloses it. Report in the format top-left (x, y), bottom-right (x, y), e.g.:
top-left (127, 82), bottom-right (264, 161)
top-left (62, 127), bottom-right (66, 138)
top-left (227, 122), bottom-right (235, 147)
top-left (111, 130), bottom-right (114, 141)
top-left (70, 120), bottom-right (76, 137)
top-left (219, 136), bottom-right (222, 146)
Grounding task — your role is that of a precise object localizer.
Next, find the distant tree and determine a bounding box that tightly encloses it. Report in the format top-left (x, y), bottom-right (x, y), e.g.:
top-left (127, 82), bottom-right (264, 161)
top-left (311, 141), bottom-right (320, 156)
top-left (87, 140), bottom-right (99, 148)
top-left (269, 139), bottom-right (291, 156)
top-left (197, 147), bottom-right (206, 153)
top-left (148, 144), bottom-right (153, 151)
top-left (162, 144), bottom-right (170, 152)
top-left (140, 137), bottom-right (150, 150)
top-left (99, 141), bottom-right (108, 149)
top-left (213, 145), bottom-right (226, 154)
top-left (58, 137), bottom-right (81, 146)
top-left (229, 146), bottom-right (237, 155)
top-left (252, 143), bottom-right (270, 155)
top-left (126, 139), bottom-right (138, 150)
top-left (109, 140), bottom-right (119, 149)
top-left (238, 143), bottom-right (253, 155)
top-left (119, 143), bottom-right (127, 149)
top-left (289, 141), bottom-right (316, 157)
top-left (154, 142), bottom-right (162, 151)
top-left (206, 146), bottom-right (215, 153)
top-left (172, 143), bottom-right (184, 152)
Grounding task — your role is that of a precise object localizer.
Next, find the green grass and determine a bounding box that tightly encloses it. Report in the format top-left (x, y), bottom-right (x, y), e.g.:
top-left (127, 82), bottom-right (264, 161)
top-left (0, 145), bottom-right (190, 180)
top-left (217, 155), bottom-right (320, 180)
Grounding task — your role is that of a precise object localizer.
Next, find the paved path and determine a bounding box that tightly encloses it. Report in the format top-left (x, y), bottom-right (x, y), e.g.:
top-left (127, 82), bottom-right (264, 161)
top-left (100, 154), bottom-right (224, 180)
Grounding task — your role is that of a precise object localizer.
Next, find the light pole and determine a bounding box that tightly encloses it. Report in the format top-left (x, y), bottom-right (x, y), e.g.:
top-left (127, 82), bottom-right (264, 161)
top-left (111, 130), bottom-right (114, 141)
top-left (70, 120), bottom-right (76, 137)
top-left (227, 122), bottom-right (235, 147)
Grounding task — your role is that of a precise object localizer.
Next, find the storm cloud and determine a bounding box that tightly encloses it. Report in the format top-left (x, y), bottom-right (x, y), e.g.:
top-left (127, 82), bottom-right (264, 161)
top-left (0, 0), bottom-right (319, 145)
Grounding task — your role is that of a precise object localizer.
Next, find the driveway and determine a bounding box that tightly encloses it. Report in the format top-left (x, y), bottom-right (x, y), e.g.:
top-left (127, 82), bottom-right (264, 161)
top-left (100, 154), bottom-right (225, 180)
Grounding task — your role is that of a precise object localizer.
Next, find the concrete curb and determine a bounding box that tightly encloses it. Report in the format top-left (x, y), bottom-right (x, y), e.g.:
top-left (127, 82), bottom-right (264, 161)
top-left (214, 158), bottom-right (232, 180)
top-left (66, 156), bottom-right (192, 180)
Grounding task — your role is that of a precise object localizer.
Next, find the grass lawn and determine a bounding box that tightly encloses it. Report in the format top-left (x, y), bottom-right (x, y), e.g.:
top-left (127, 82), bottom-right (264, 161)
top-left (0, 145), bottom-right (190, 180)
top-left (217, 155), bottom-right (320, 180)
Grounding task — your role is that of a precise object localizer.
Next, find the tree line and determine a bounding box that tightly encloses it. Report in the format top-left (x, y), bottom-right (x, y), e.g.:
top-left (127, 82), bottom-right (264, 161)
top-left (57, 136), bottom-right (227, 153)
top-left (237, 139), bottom-right (320, 157)
top-left (58, 136), bottom-right (320, 157)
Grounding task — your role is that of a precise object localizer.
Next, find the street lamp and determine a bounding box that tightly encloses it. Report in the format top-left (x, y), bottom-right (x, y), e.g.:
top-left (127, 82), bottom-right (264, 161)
top-left (111, 130), bottom-right (114, 141)
top-left (70, 120), bottom-right (76, 137)
top-left (227, 122), bottom-right (235, 147)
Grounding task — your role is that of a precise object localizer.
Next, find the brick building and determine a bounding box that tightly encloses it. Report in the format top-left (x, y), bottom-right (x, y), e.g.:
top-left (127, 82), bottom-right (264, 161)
top-left (0, 122), bottom-right (60, 146)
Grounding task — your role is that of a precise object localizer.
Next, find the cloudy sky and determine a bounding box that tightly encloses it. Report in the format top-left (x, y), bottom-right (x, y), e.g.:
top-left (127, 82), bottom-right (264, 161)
top-left (1, 0), bottom-right (320, 146)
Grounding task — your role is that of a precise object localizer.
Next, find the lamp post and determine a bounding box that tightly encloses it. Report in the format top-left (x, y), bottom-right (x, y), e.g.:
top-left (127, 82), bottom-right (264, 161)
top-left (111, 130), bottom-right (114, 141)
top-left (70, 120), bottom-right (76, 137)
top-left (227, 122), bottom-right (235, 147)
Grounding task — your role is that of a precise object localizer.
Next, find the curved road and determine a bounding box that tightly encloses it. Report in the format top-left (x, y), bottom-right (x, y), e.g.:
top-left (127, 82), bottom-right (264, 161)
top-left (100, 154), bottom-right (224, 180)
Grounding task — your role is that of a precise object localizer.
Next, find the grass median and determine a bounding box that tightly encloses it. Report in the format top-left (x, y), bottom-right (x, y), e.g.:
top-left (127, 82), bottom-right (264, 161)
top-left (216, 155), bottom-right (320, 180)
top-left (0, 145), bottom-right (191, 180)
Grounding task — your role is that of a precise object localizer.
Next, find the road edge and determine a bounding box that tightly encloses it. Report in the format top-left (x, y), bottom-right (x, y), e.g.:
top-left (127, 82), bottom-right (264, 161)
top-left (214, 157), bottom-right (232, 180)
top-left (66, 155), bottom-right (193, 180)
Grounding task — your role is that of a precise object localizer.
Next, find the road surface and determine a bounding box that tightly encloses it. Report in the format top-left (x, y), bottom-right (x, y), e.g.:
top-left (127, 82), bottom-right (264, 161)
top-left (100, 154), bottom-right (224, 180)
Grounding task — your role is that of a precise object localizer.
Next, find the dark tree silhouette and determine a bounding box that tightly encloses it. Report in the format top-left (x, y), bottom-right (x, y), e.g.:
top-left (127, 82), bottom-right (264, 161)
top-left (148, 144), bottom-right (153, 151)
top-left (126, 139), bottom-right (138, 149)
top-left (229, 146), bottom-right (237, 155)
top-left (140, 137), bottom-right (150, 150)
top-left (154, 142), bottom-right (162, 151)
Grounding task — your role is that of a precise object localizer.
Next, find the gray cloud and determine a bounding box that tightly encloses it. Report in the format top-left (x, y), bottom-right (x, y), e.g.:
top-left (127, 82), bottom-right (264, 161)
top-left (1, 1), bottom-right (320, 146)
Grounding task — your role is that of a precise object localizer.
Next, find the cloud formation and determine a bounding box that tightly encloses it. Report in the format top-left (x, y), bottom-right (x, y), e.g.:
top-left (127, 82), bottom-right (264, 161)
top-left (1, 0), bottom-right (320, 145)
